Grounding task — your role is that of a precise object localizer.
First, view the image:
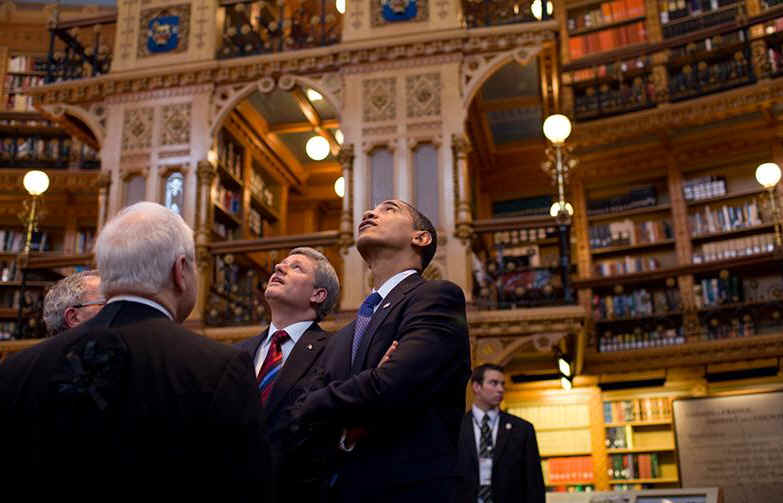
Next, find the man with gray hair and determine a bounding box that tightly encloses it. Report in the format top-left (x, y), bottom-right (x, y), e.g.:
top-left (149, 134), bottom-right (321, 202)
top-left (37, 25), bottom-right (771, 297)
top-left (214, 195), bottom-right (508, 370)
top-left (1, 202), bottom-right (273, 501)
top-left (236, 246), bottom-right (340, 501)
top-left (43, 269), bottom-right (103, 336)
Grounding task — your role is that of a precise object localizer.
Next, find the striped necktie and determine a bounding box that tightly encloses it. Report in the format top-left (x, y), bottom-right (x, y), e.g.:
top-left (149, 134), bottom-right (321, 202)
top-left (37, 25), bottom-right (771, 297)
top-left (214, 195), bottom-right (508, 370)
top-left (256, 329), bottom-right (289, 405)
top-left (478, 414), bottom-right (494, 503)
top-left (351, 292), bottom-right (383, 366)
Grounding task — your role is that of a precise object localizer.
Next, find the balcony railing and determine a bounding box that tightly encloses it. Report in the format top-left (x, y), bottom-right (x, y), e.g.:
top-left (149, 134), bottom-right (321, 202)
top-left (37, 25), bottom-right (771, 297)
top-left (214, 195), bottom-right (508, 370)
top-left (45, 14), bottom-right (116, 84)
top-left (471, 215), bottom-right (576, 311)
top-left (462, 0), bottom-right (551, 28)
top-left (205, 231), bottom-right (341, 327)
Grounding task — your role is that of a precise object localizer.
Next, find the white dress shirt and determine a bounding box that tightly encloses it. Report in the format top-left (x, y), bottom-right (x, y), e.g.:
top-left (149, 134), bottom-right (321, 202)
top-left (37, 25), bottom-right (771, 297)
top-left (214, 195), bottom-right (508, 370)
top-left (253, 320), bottom-right (313, 375)
top-left (472, 405), bottom-right (500, 498)
top-left (371, 269), bottom-right (417, 311)
top-left (107, 295), bottom-right (173, 320)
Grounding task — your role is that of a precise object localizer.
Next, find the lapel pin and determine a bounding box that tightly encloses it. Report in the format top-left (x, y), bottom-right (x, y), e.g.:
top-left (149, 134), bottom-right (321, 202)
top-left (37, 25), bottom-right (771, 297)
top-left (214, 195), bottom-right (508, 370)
top-left (306, 344), bottom-right (313, 350)
top-left (505, 423), bottom-right (511, 430)
top-left (383, 302), bottom-right (391, 308)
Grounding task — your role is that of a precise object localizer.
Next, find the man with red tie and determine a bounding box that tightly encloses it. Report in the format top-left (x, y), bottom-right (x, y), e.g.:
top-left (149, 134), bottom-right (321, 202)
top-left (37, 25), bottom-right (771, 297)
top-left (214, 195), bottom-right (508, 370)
top-left (236, 246), bottom-right (341, 500)
top-left (295, 200), bottom-right (471, 503)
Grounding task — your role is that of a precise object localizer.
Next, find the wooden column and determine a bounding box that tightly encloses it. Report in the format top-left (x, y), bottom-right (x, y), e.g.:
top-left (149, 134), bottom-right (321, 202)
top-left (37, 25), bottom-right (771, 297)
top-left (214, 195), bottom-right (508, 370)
top-left (94, 171), bottom-right (112, 232)
top-left (452, 133), bottom-right (473, 243)
top-left (189, 159), bottom-right (217, 330)
top-left (337, 144), bottom-right (355, 254)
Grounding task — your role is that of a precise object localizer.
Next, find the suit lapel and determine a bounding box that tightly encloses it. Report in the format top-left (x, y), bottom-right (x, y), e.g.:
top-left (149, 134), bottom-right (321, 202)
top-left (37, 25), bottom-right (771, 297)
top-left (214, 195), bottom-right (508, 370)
top-left (249, 328), bottom-right (269, 360)
top-left (492, 411), bottom-right (512, 465)
top-left (351, 274), bottom-right (422, 373)
top-left (263, 324), bottom-right (327, 420)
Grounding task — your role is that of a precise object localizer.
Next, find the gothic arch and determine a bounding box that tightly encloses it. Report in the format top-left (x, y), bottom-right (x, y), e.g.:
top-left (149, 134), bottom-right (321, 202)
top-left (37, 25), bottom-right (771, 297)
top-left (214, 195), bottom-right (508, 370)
top-left (461, 46), bottom-right (542, 111)
top-left (39, 103), bottom-right (106, 148)
top-left (209, 73), bottom-right (343, 138)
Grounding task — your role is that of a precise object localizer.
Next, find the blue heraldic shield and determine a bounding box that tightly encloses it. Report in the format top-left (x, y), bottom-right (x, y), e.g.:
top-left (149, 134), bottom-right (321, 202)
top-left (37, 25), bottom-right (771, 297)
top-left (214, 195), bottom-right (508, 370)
top-left (147, 14), bottom-right (180, 53)
top-left (381, 0), bottom-right (418, 22)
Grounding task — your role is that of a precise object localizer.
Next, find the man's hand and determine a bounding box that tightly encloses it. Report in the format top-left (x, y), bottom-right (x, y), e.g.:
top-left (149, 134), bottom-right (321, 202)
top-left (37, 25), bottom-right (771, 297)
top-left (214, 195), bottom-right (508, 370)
top-left (379, 340), bottom-right (398, 367)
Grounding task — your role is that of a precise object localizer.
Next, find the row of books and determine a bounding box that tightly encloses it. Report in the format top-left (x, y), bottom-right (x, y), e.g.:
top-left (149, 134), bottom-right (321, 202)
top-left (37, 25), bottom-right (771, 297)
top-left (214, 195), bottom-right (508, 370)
top-left (75, 230), bottom-right (95, 254)
top-left (605, 425), bottom-right (634, 448)
top-left (217, 133), bottom-right (244, 181)
top-left (658, 0), bottom-right (736, 24)
top-left (546, 485), bottom-right (594, 493)
top-left (0, 117), bottom-right (53, 127)
top-left (598, 327), bottom-right (685, 352)
top-left (587, 186), bottom-right (657, 216)
top-left (589, 219), bottom-right (673, 249)
top-left (7, 55), bottom-right (46, 73)
top-left (682, 175), bottom-right (726, 201)
top-left (543, 456), bottom-right (594, 483)
top-left (570, 58), bottom-right (647, 83)
top-left (4, 93), bottom-right (34, 112)
top-left (689, 200), bottom-right (762, 236)
top-left (0, 321), bottom-right (19, 340)
top-left (4, 74), bottom-right (44, 92)
top-left (768, 46), bottom-right (783, 75)
top-left (566, 0), bottom-right (646, 33)
top-left (695, 274), bottom-right (743, 307)
top-left (702, 318), bottom-right (756, 340)
top-left (669, 55), bottom-right (752, 97)
top-left (603, 398), bottom-right (673, 423)
top-left (0, 288), bottom-right (41, 309)
top-left (212, 221), bottom-right (240, 240)
top-left (661, 3), bottom-right (738, 38)
top-left (594, 255), bottom-right (662, 277)
top-left (0, 137), bottom-right (99, 162)
top-left (215, 185), bottom-right (242, 216)
top-left (249, 170), bottom-right (277, 209)
top-left (0, 259), bottom-right (19, 282)
top-left (609, 453), bottom-right (662, 480)
top-left (248, 207), bottom-right (263, 236)
top-left (692, 233), bottom-right (776, 263)
top-left (592, 288), bottom-right (680, 320)
top-left (492, 227), bottom-right (557, 246)
top-left (569, 21), bottom-right (647, 59)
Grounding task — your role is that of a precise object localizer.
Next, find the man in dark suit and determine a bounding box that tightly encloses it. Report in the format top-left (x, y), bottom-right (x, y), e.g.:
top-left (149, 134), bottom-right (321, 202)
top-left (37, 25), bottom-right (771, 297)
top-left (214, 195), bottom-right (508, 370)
top-left (236, 246), bottom-right (340, 499)
top-left (0, 202), bottom-right (272, 501)
top-left (295, 200), bottom-right (471, 503)
top-left (457, 363), bottom-right (546, 503)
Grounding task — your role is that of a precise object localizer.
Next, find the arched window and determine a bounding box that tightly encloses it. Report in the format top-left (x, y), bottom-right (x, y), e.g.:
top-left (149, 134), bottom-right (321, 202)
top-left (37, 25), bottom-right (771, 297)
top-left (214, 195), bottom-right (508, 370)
top-left (413, 142), bottom-right (438, 227)
top-left (370, 147), bottom-right (394, 207)
top-left (163, 172), bottom-right (185, 215)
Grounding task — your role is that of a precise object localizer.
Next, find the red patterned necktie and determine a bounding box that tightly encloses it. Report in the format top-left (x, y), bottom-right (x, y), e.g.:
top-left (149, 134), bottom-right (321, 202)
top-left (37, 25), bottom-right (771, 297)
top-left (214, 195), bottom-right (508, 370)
top-left (256, 329), bottom-right (289, 405)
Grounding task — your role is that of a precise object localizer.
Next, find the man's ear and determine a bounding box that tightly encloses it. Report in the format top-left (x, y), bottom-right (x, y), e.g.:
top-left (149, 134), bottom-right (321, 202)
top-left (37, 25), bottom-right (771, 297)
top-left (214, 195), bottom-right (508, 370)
top-left (411, 230), bottom-right (432, 249)
top-left (471, 380), bottom-right (481, 394)
top-left (173, 255), bottom-right (188, 292)
top-left (310, 287), bottom-right (327, 304)
top-left (64, 306), bottom-right (79, 328)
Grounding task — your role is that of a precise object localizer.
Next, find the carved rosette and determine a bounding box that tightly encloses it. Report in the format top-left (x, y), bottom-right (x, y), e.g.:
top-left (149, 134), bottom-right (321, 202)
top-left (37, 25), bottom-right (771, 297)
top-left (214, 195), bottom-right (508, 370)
top-left (337, 144), bottom-right (355, 254)
top-left (451, 134), bottom-right (473, 243)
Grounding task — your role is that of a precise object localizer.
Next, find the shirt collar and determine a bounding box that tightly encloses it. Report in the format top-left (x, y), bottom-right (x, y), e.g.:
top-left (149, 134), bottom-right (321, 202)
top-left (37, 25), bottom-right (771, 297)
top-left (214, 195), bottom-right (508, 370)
top-left (472, 405), bottom-right (499, 423)
top-left (374, 269), bottom-right (417, 300)
top-left (267, 320), bottom-right (313, 345)
top-left (107, 295), bottom-right (174, 320)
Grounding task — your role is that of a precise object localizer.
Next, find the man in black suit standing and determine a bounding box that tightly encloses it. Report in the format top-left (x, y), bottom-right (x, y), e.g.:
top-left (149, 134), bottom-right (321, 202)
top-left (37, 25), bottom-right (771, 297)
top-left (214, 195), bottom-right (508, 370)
top-left (295, 199), bottom-right (471, 503)
top-left (236, 246), bottom-right (340, 499)
top-left (457, 363), bottom-right (546, 503)
top-left (0, 202), bottom-right (272, 501)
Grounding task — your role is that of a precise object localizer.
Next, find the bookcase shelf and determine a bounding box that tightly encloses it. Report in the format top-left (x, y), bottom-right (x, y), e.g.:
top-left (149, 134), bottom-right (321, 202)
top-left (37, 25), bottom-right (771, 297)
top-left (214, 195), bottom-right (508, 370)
top-left (609, 477), bottom-right (679, 484)
top-left (570, 15), bottom-right (647, 37)
top-left (595, 311), bottom-right (683, 324)
top-left (541, 450), bottom-right (594, 457)
top-left (685, 187), bottom-right (762, 206)
top-left (691, 223), bottom-right (775, 242)
top-left (591, 239), bottom-right (676, 256)
top-left (607, 446), bottom-right (675, 453)
top-left (605, 419), bottom-right (672, 427)
top-left (588, 203), bottom-right (672, 222)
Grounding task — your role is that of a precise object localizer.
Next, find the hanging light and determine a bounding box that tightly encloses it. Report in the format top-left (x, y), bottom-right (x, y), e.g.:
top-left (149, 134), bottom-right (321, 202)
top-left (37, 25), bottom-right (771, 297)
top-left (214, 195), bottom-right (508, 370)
top-left (336, 0), bottom-right (346, 14)
top-left (549, 201), bottom-right (574, 217)
top-left (531, 0), bottom-right (553, 20)
top-left (558, 356), bottom-right (572, 377)
top-left (306, 135), bottom-right (330, 161)
top-left (543, 114), bottom-right (572, 145)
top-left (560, 376), bottom-right (573, 391)
top-left (306, 89), bottom-right (323, 102)
top-left (334, 176), bottom-right (345, 197)
top-left (756, 162), bottom-right (782, 189)
top-left (23, 170), bottom-right (50, 196)
top-left (334, 129), bottom-right (344, 145)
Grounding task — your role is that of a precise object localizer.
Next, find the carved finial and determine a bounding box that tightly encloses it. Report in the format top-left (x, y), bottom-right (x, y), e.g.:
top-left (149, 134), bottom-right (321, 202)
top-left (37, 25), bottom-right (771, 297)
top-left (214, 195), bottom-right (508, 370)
top-left (451, 133), bottom-right (472, 159)
top-left (337, 144), bottom-right (355, 167)
top-left (196, 160), bottom-right (217, 185)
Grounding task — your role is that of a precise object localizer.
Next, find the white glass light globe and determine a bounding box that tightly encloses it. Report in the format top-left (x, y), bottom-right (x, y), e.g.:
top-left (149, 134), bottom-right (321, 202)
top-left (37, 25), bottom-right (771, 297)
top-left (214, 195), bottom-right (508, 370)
top-left (23, 170), bottom-right (50, 196)
top-left (336, 0), bottom-right (346, 14)
top-left (560, 376), bottom-right (573, 391)
top-left (306, 135), bottom-right (330, 161)
top-left (306, 89), bottom-right (323, 102)
top-left (756, 162), bottom-right (782, 188)
top-left (334, 176), bottom-right (345, 197)
top-left (549, 201), bottom-right (574, 217)
top-left (334, 129), bottom-right (344, 145)
top-left (542, 114), bottom-right (573, 145)
top-left (531, 0), bottom-right (553, 20)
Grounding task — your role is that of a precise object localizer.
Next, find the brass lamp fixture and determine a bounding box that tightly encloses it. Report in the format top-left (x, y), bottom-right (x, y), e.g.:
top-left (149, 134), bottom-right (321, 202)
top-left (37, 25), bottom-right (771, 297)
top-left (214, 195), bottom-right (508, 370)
top-left (542, 114), bottom-right (577, 303)
top-left (16, 170), bottom-right (50, 338)
top-left (755, 162), bottom-right (782, 248)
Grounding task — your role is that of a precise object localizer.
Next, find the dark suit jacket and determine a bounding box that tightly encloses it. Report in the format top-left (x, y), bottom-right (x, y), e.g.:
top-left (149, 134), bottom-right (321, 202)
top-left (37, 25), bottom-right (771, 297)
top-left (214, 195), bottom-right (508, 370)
top-left (0, 301), bottom-right (273, 502)
top-left (456, 410), bottom-right (546, 503)
top-left (296, 274), bottom-right (471, 502)
top-left (236, 322), bottom-right (336, 500)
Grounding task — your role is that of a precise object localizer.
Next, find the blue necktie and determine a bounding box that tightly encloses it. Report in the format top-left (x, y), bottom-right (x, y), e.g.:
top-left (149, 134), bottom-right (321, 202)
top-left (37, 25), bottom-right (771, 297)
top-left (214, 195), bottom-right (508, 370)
top-left (351, 292), bottom-right (383, 366)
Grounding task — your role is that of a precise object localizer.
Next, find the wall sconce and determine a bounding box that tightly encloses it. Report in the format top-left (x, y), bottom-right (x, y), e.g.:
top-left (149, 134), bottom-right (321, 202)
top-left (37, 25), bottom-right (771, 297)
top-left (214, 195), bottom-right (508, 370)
top-left (756, 162), bottom-right (782, 248)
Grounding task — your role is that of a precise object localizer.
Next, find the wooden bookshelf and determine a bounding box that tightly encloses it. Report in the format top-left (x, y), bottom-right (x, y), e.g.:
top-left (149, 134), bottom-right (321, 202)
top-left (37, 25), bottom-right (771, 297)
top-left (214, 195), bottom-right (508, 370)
top-left (609, 477), bottom-right (679, 484)
top-left (591, 239), bottom-right (676, 256)
top-left (588, 203), bottom-right (672, 222)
